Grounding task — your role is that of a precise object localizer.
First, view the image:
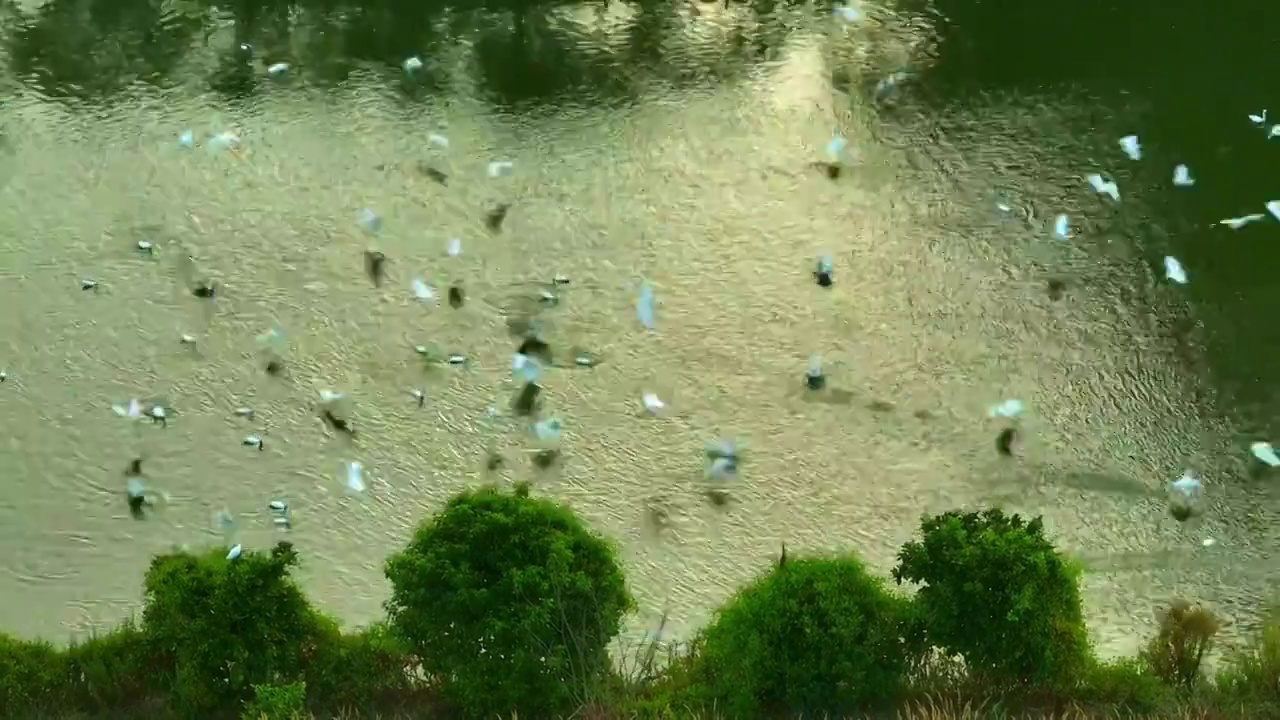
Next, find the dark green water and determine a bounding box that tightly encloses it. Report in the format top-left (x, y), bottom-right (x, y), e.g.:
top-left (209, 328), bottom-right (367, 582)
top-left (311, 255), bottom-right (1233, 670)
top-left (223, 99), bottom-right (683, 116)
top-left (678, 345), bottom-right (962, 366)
top-left (916, 0), bottom-right (1280, 433)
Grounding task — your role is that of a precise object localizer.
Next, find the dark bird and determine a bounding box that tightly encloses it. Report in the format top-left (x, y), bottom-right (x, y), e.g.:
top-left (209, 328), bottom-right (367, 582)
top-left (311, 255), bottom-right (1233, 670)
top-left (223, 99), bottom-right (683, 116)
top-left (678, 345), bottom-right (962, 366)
top-left (265, 359), bottom-right (285, 377)
top-left (364, 250), bottom-right (387, 287)
top-left (804, 367), bottom-right (825, 390)
top-left (415, 161), bottom-right (448, 185)
top-left (192, 281), bottom-right (217, 298)
top-left (321, 410), bottom-right (355, 437)
top-left (532, 449), bottom-right (559, 469)
top-left (124, 458), bottom-right (143, 477)
top-left (485, 203), bottom-right (510, 232)
top-left (448, 284), bottom-right (465, 309)
top-left (485, 449), bottom-right (504, 470)
top-left (1047, 278), bottom-right (1067, 301)
top-left (705, 488), bottom-right (731, 507)
top-left (996, 427), bottom-right (1017, 456)
top-left (512, 382), bottom-right (541, 416)
top-left (810, 161), bottom-right (841, 180)
top-left (517, 336), bottom-right (553, 365)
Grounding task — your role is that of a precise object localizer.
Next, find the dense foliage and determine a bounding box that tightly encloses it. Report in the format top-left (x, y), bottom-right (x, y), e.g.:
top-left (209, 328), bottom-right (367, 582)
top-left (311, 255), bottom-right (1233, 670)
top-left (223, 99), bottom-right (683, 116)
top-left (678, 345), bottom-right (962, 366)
top-left (892, 509), bottom-right (1092, 688)
top-left (0, 491), bottom-right (1277, 719)
top-left (695, 555), bottom-right (910, 717)
top-left (142, 541), bottom-right (330, 716)
top-left (384, 482), bottom-right (633, 717)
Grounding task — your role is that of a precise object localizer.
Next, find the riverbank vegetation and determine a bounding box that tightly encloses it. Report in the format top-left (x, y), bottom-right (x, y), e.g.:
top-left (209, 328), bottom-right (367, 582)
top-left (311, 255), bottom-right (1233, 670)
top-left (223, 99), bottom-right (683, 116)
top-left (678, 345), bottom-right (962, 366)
top-left (1, 483), bottom-right (1276, 719)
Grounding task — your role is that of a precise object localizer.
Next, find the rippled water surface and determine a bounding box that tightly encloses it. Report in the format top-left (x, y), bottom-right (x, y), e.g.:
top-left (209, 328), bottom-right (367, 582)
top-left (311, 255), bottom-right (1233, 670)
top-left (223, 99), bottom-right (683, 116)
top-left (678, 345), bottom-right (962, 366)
top-left (0, 0), bottom-right (1277, 656)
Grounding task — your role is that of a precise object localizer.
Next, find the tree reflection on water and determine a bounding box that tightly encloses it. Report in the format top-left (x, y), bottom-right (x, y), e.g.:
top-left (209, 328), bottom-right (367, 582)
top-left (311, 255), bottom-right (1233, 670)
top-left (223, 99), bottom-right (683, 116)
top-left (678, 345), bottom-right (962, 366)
top-left (3, 0), bottom-right (817, 108)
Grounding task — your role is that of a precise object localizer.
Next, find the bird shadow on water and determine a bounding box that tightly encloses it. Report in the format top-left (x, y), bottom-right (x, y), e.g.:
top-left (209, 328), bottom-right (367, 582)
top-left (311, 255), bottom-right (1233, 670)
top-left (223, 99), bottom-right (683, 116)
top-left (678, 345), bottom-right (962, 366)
top-left (1072, 546), bottom-right (1206, 575)
top-left (1045, 466), bottom-right (1158, 499)
top-left (970, 459), bottom-right (1247, 577)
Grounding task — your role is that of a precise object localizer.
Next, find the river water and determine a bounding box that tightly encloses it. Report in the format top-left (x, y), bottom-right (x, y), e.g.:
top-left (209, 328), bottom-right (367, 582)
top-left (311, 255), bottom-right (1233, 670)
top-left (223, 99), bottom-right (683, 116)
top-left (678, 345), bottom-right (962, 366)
top-left (0, 0), bottom-right (1276, 658)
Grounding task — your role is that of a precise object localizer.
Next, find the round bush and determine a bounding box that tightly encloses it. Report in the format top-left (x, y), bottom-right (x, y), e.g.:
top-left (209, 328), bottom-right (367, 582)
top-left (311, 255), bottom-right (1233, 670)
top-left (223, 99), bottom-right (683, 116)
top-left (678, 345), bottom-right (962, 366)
top-left (694, 554), bottom-right (911, 717)
top-left (384, 483), bottom-right (633, 717)
top-left (892, 509), bottom-right (1091, 687)
top-left (141, 541), bottom-right (326, 717)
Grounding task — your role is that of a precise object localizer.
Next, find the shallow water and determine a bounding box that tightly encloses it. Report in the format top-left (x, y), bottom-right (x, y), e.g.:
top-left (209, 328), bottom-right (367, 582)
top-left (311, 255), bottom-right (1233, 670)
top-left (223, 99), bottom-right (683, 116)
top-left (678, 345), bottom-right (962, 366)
top-left (0, 0), bottom-right (1276, 658)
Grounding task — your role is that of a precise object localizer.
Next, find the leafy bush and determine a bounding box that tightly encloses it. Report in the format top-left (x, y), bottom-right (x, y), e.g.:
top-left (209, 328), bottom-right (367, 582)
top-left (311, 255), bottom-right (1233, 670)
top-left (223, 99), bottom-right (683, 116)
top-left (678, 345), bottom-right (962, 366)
top-left (241, 681), bottom-right (307, 720)
top-left (305, 621), bottom-right (424, 713)
top-left (0, 633), bottom-right (63, 716)
top-left (1213, 606), bottom-right (1280, 711)
top-left (1142, 599), bottom-right (1220, 688)
top-left (694, 554), bottom-right (911, 717)
top-left (384, 482), bottom-right (634, 717)
top-left (892, 509), bottom-right (1091, 688)
top-left (63, 620), bottom-right (158, 713)
top-left (142, 541), bottom-right (327, 718)
top-left (1075, 657), bottom-right (1175, 714)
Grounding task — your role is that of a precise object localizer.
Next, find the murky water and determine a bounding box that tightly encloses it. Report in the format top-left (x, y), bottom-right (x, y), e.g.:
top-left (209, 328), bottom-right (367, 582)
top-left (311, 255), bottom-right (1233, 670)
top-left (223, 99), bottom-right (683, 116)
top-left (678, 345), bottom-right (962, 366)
top-left (0, 0), bottom-right (1276, 658)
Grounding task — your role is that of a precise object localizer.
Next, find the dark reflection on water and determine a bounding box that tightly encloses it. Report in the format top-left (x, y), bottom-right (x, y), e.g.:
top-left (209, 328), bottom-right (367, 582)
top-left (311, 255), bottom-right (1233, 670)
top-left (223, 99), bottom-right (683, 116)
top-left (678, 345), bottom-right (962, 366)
top-left (4, 0), bottom-right (815, 108)
top-left (6, 0), bottom-right (203, 98)
top-left (916, 0), bottom-right (1280, 434)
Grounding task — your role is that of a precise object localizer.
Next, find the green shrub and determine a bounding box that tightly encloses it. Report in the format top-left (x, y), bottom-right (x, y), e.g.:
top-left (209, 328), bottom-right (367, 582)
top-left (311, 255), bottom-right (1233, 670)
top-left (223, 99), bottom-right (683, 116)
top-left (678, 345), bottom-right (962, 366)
top-left (694, 554), bottom-right (911, 718)
top-left (0, 633), bottom-right (64, 716)
top-left (141, 541), bottom-right (327, 718)
top-left (384, 483), bottom-right (634, 717)
top-left (63, 620), bottom-right (158, 713)
top-left (1213, 606), bottom-right (1280, 712)
top-left (306, 620), bottom-right (420, 713)
top-left (892, 509), bottom-right (1090, 688)
top-left (1076, 657), bottom-right (1175, 714)
top-left (241, 680), bottom-right (307, 720)
top-left (621, 639), bottom-right (706, 718)
top-left (1141, 599), bottom-right (1220, 688)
